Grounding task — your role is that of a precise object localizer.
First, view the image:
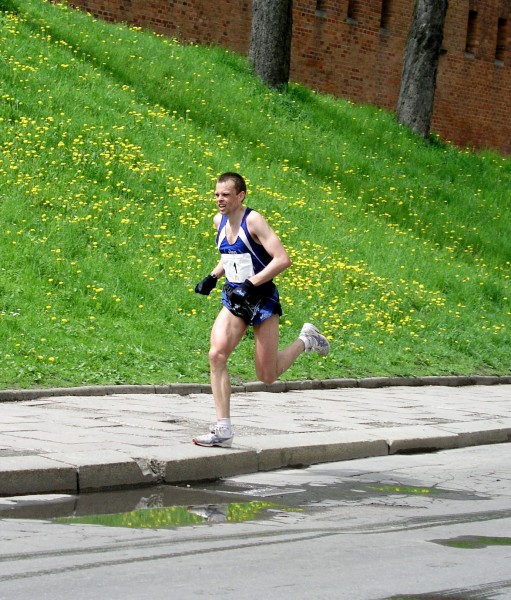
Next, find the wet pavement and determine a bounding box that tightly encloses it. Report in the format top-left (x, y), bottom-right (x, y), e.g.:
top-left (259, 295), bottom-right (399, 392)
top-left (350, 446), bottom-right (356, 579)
top-left (0, 376), bottom-right (510, 498)
top-left (0, 443), bottom-right (510, 599)
top-left (0, 474), bottom-right (488, 526)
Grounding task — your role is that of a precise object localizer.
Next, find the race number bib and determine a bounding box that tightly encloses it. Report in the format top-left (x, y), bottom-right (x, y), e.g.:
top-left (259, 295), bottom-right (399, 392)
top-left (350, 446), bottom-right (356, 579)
top-left (222, 253), bottom-right (254, 283)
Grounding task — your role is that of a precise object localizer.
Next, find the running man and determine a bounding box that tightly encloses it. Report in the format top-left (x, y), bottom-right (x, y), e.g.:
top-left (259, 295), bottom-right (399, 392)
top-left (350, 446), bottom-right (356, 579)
top-left (193, 172), bottom-right (329, 447)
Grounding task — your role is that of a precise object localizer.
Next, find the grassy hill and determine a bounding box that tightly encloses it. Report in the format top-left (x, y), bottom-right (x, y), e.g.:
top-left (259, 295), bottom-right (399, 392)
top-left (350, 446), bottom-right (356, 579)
top-left (0, 0), bottom-right (509, 389)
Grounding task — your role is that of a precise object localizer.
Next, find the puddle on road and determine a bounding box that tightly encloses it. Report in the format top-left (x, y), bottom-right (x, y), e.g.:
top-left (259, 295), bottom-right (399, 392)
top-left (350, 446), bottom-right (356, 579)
top-left (0, 483), bottom-right (304, 528)
top-left (364, 484), bottom-right (443, 496)
top-left (385, 595), bottom-right (484, 599)
top-left (432, 535), bottom-right (511, 549)
top-left (384, 579), bottom-right (511, 600)
top-left (0, 477), bottom-right (483, 529)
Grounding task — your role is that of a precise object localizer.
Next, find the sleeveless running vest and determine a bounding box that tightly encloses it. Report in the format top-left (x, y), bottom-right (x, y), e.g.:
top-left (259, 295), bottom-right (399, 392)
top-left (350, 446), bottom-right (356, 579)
top-left (216, 207), bottom-right (272, 284)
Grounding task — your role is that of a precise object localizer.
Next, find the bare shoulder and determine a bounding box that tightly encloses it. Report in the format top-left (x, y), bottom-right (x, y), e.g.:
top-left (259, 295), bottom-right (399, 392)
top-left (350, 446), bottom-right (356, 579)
top-left (246, 209), bottom-right (280, 247)
top-left (213, 213), bottom-right (222, 228)
top-left (246, 209), bottom-right (271, 233)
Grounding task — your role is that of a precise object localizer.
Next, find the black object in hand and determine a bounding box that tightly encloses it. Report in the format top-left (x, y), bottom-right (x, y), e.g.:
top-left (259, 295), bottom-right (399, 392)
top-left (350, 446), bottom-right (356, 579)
top-left (227, 280), bottom-right (262, 324)
top-left (229, 279), bottom-right (256, 302)
top-left (195, 274), bottom-right (217, 295)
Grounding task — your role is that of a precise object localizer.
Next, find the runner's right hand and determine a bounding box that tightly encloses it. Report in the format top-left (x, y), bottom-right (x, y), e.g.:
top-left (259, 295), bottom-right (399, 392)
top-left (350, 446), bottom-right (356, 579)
top-left (194, 274), bottom-right (217, 295)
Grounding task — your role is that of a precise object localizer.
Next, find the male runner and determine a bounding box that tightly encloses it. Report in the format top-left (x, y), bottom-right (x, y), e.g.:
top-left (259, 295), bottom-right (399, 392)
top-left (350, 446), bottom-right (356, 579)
top-left (193, 172), bottom-right (329, 447)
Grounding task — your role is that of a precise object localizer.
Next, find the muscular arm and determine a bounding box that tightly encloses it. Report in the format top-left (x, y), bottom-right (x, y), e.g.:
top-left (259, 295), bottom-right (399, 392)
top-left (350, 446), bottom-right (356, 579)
top-left (246, 211), bottom-right (292, 286)
top-left (210, 214), bottom-right (225, 279)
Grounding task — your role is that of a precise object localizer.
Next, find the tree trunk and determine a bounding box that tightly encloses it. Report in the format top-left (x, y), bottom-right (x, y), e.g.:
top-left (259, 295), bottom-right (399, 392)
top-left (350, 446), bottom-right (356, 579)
top-left (249, 0), bottom-right (293, 88)
top-left (396, 0), bottom-right (448, 139)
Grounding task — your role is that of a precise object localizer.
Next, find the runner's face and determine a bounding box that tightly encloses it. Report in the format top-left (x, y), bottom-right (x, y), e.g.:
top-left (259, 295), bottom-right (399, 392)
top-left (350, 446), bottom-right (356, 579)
top-left (215, 180), bottom-right (244, 215)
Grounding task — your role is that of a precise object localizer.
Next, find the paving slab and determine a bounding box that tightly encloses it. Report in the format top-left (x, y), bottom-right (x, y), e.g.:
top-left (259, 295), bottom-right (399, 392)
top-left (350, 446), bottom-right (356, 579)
top-left (0, 379), bottom-right (510, 496)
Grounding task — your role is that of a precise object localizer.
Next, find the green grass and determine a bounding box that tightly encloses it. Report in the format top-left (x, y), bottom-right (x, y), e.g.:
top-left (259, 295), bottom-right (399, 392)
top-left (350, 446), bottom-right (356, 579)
top-left (0, 0), bottom-right (509, 389)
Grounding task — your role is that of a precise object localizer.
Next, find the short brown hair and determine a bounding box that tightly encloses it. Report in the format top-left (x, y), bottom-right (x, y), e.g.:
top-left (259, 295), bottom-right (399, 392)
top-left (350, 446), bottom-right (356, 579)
top-left (217, 172), bottom-right (247, 195)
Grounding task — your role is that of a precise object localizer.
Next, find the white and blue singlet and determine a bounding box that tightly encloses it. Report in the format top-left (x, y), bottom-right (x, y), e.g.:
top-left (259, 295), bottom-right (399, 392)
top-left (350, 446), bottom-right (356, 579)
top-left (216, 207), bottom-right (282, 325)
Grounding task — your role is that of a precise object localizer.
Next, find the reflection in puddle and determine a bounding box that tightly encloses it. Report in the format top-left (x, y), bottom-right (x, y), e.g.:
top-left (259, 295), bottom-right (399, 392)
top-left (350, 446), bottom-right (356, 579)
top-left (432, 535), bottom-right (511, 549)
top-left (54, 500), bottom-right (302, 528)
top-left (366, 485), bottom-right (442, 496)
top-left (385, 595), bottom-right (480, 599)
top-left (187, 505), bottom-right (228, 523)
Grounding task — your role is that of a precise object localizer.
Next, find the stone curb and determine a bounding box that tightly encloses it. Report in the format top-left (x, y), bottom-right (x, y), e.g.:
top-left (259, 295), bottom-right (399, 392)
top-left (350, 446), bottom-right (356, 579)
top-left (1, 374), bottom-right (510, 403)
top-left (1, 423), bottom-right (510, 496)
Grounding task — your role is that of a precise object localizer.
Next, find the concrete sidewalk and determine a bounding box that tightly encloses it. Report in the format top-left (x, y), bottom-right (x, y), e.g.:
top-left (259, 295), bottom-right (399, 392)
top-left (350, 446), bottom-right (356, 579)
top-left (0, 377), bottom-right (510, 497)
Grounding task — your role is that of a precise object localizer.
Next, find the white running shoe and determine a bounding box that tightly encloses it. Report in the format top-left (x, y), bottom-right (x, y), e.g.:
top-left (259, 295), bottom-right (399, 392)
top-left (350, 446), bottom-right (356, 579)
top-left (192, 425), bottom-right (234, 448)
top-left (299, 323), bottom-right (330, 356)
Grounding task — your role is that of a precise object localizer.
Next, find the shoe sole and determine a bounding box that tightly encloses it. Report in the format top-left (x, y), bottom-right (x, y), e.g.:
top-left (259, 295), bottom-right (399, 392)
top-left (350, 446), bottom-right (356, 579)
top-left (192, 438), bottom-right (233, 448)
top-left (317, 338), bottom-right (330, 356)
top-left (308, 338), bottom-right (330, 356)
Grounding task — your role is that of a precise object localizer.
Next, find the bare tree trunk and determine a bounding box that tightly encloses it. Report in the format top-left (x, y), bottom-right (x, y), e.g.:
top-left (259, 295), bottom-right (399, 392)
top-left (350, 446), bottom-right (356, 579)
top-left (396, 0), bottom-right (448, 139)
top-left (249, 0), bottom-right (292, 88)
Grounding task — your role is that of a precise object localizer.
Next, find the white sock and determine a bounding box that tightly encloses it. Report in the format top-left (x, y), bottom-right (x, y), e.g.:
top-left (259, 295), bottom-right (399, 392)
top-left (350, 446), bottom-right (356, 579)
top-left (217, 418), bottom-right (232, 433)
top-left (299, 334), bottom-right (311, 352)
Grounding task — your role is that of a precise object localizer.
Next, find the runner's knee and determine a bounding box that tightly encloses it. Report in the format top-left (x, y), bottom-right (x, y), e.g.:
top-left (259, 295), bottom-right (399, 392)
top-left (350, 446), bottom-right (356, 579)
top-left (255, 364), bottom-right (278, 385)
top-left (209, 346), bottom-right (228, 369)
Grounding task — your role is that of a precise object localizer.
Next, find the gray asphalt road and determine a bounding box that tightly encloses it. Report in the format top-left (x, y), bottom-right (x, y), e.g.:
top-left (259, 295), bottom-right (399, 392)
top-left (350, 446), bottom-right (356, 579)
top-left (0, 443), bottom-right (510, 599)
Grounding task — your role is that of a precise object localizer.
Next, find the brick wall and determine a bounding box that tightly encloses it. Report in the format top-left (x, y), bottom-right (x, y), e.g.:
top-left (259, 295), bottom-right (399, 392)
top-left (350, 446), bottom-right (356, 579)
top-left (67, 0), bottom-right (511, 154)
